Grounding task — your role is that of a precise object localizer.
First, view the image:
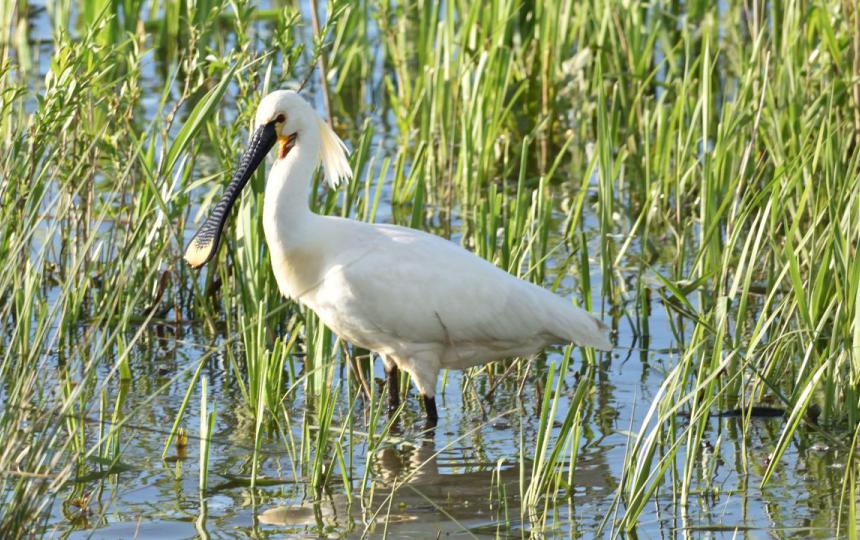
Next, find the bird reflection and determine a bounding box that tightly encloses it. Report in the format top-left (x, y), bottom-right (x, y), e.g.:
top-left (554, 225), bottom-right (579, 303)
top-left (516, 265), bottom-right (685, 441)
top-left (258, 428), bottom-right (611, 537)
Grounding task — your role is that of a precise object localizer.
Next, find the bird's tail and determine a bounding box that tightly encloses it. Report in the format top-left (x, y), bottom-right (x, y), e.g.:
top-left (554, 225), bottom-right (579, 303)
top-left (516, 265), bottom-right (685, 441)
top-left (585, 314), bottom-right (613, 351)
top-left (553, 298), bottom-right (612, 351)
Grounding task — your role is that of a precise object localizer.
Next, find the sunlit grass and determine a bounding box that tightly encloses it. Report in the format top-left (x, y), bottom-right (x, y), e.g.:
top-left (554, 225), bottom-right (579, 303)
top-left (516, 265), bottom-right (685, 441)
top-left (2, 0), bottom-right (860, 537)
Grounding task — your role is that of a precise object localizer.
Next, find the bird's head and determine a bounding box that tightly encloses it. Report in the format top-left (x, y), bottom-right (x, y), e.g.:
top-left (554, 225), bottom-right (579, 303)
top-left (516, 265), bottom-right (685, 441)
top-left (183, 90), bottom-right (351, 269)
top-left (253, 90), bottom-right (351, 186)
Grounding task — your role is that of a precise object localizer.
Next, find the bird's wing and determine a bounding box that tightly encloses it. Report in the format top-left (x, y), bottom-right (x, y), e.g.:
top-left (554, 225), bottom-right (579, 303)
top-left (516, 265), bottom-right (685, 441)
top-left (326, 223), bottom-right (610, 351)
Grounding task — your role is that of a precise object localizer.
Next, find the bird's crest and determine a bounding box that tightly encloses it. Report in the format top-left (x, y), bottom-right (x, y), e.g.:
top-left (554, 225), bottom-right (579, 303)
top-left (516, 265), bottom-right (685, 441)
top-left (319, 118), bottom-right (352, 188)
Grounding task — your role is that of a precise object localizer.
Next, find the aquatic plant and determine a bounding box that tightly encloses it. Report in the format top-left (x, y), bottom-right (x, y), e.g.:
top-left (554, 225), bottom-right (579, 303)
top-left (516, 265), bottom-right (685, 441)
top-left (1, 0), bottom-right (859, 536)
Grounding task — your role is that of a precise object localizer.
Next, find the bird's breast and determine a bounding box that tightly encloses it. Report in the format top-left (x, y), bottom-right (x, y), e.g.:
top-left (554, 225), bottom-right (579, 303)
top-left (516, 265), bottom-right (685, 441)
top-left (268, 246), bottom-right (327, 301)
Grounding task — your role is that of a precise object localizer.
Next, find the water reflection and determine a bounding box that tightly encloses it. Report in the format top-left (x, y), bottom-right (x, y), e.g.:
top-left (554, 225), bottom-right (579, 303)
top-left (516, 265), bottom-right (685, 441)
top-left (257, 428), bottom-right (613, 538)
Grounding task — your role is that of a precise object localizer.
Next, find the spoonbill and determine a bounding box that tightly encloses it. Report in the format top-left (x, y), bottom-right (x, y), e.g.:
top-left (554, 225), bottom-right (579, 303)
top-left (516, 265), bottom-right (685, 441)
top-left (185, 90), bottom-right (612, 423)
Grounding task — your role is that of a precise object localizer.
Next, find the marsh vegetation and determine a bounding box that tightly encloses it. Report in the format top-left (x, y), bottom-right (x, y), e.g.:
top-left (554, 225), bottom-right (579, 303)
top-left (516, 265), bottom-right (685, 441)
top-left (2, 0), bottom-right (860, 537)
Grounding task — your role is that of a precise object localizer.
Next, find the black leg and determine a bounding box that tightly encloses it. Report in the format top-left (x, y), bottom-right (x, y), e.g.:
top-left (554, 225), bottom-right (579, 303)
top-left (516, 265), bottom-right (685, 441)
top-left (386, 365), bottom-right (400, 412)
top-left (422, 394), bottom-right (438, 427)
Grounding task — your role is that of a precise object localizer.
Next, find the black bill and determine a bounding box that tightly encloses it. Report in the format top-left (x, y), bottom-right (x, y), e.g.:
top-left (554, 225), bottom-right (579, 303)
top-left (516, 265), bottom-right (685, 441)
top-left (184, 122), bottom-right (278, 269)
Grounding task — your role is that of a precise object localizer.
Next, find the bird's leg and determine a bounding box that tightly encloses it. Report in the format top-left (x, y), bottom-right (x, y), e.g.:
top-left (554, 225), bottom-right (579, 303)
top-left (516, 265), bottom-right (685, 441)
top-left (422, 394), bottom-right (438, 427)
top-left (385, 364), bottom-right (400, 412)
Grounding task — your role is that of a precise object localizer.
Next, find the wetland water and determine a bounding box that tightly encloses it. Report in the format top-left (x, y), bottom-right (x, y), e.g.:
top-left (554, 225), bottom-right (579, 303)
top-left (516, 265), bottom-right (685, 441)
top-left (45, 323), bottom-right (853, 538)
top-left (6, 1), bottom-right (860, 538)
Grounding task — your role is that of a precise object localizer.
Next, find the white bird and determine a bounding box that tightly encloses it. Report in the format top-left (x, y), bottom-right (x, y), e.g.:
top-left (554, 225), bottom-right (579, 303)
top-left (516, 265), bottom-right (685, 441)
top-left (185, 90), bottom-right (612, 423)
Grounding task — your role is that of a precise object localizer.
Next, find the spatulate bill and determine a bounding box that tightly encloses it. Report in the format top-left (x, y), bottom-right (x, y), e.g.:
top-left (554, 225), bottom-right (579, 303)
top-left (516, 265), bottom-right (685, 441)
top-left (184, 122), bottom-right (278, 269)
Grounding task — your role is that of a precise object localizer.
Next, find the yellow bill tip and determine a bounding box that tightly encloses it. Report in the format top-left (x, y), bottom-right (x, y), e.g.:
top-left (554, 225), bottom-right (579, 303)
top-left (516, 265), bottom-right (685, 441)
top-left (183, 241), bottom-right (213, 269)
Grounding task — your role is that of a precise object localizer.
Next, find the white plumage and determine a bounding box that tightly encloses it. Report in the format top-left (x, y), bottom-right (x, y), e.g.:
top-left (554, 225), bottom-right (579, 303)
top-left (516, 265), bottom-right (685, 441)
top-left (187, 90), bottom-right (611, 421)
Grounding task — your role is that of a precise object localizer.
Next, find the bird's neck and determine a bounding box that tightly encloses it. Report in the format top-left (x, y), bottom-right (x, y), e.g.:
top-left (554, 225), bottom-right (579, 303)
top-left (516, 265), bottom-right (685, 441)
top-left (263, 131), bottom-right (320, 251)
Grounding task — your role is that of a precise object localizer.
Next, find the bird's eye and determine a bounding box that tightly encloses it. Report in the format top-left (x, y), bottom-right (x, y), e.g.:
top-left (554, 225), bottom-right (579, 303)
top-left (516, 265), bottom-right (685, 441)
top-left (275, 114), bottom-right (286, 123)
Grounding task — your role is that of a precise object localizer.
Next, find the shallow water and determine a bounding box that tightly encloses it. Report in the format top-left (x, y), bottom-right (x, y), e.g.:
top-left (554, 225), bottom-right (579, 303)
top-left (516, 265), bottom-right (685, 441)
top-left (39, 313), bottom-right (856, 538)
top-left (14, 2), bottom-right (859, 538)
